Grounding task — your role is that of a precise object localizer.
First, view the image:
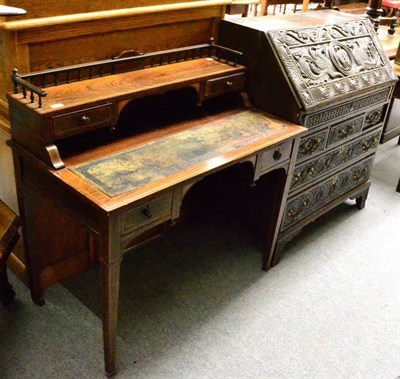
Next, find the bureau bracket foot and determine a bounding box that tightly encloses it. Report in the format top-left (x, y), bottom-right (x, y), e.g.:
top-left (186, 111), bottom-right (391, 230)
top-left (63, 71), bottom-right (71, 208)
top-left (352, 184), bottom-right (370, 210)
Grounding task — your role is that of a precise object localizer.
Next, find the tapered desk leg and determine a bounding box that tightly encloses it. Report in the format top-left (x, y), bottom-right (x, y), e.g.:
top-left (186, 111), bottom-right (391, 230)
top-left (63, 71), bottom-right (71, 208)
top-left (101, 259), bottom-right (121, 377)
top-left (100, 214), bottom-right (123, 377)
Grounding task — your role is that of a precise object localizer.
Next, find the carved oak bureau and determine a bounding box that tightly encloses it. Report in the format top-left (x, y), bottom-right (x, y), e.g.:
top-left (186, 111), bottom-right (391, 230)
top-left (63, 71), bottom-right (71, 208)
top-left (219, 11), bottom-right (398, 268)
top-left (7, 43), bottom-right (305, 375)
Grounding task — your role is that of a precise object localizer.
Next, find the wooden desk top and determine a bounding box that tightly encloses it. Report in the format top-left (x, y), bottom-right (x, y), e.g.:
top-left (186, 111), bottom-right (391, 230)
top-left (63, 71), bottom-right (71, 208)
top-left (48, 108), bottom-right (305, 212)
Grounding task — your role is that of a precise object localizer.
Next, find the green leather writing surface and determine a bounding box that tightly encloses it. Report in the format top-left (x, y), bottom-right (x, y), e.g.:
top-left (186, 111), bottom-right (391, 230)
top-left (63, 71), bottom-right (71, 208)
top-left (70, 110), bottom-right (285, 197)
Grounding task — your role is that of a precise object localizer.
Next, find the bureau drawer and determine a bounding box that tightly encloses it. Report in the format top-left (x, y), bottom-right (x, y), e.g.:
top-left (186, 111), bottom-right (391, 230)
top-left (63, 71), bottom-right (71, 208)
top-left (291, 129), bottom-right (381, 191)
top-left (297, 128), bottom-right (328, 160)
top-left (363, 105), bottom-right (386, 130)
top-left (258, 141), bottom-right (292, 173)
top-left (122, 192), bottom-right (173, 236)
top-left (282, 157), bottom-right (374, 231)
top-left (327, 114), bottom-right (364, 147)
top-left (52, 103), bottom-right (113, 138)
top-left (204, 72), bottom-right (245, 98)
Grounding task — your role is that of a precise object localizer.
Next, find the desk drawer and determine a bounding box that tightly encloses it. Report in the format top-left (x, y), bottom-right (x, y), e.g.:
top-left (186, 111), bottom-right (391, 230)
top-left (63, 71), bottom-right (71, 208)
top-left (258, 141), bottom-right (292, 173)
top-left (204, 72), bottom-right (245, 98)
top-left (121, 192), bottom-right (173, 235)
top-left (52, 103), bottom-right (113, 138)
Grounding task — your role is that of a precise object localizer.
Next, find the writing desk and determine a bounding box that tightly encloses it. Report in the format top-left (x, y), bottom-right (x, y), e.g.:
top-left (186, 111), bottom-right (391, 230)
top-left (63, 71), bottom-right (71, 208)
top-left (7, 45), bottom-right (306, 375)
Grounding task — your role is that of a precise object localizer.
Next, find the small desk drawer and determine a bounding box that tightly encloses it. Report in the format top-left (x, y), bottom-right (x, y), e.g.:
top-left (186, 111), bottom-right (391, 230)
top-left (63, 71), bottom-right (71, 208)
top-left (121, 192), bottom-right (173, 236)
top-left (204, 73), bottom-right (245, 98)
top-left (258, 141), bottom-right (292, 173)
top-left (52, 103), bottom-right (113, 138)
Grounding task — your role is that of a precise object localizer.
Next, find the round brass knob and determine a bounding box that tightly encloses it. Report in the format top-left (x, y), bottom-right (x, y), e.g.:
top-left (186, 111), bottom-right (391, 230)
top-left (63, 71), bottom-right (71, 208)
top-left (273, 150), bottom-right (282, 161)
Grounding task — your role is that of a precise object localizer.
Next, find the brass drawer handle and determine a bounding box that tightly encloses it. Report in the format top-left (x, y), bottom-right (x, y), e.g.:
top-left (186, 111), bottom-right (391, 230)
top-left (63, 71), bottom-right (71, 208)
top-left (352, 167), bottom-right (369, 181)
top-left (80, 115), bottom-right (91, 123)
top-left (338, 125), bottom-right (355, 138)
top-left (225, 81), bottom-right (233, 87)
top-left (362, 137), bottom-right (379, 151)
top-left (287, 199), bottom-right (309, 218)
top-left (292, 172), bottom-right (301, 182)
top-left (141, 205), bottom-right (153, 219)
top-left (299, 137), bottom-right (323, 155)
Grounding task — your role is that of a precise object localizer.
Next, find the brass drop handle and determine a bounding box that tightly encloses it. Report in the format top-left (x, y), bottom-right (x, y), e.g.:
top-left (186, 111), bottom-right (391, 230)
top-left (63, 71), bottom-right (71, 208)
top-left (362, 137), bottom-right (379, 151)
top-left (225, 81), bottom-right (233, 87)
top-left (292, 172), bottom-right (301, 182)
top-left (141, 205), bottom-right (153, 219)
top-left (287, 199), bottom-right (309, 218)
top-left (273, 149), bottom-right (282, 161)
top-left (353, 167), bottom-right (369, 180)
top-left (299, 137), bottom-right (323, 155)
top-left (338, 125), bottom-right (355, 138)
top-left (306, 166), bottom-right (316, 177)
top-left (80, 115), bottom-right (91, 123)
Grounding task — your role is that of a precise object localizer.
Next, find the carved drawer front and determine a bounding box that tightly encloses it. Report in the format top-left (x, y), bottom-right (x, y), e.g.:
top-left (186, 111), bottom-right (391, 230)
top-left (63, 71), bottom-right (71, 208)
top-left (297, 128), bottom-right (328, 160)
top-left (204, 72), bottom-right (245, 98)
top-left (52, 103), bottom-right (113, 138)
top-left (363, 105), bottom-right (386, 130)
top-left (282, 156), bottom-right (374, 231)
top-left (305, 88), bottom-right (392, 129)
top-left (258, 141), bottom-right (292, 173)
top-left (327, 115), bottom-right (364, 147)
top-left (291, 129), bottom-right (381, 191)
top-left (121, 192), bottom-right (173, 236)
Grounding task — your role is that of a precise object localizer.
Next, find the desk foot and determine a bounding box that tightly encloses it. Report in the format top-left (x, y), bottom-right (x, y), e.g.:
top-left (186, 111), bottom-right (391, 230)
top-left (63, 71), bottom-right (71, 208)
top-left (0, 270), bottom-right (16, 306)
top-left (33, 297), bottom-right (46, 306)
top-left (105, 369), bottom-right (116, 377)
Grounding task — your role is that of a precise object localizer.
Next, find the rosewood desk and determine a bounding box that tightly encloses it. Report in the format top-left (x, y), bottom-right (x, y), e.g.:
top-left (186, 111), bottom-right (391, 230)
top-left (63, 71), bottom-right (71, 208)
top-left (7, 45), bottom-right (305, 375)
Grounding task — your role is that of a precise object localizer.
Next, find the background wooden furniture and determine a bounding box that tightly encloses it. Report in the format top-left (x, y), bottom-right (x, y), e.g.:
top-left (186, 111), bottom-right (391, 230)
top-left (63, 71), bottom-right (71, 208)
top-left (381, 60), bottom-right (400, 142)
top-left (219, 11), bottom-right (398, 266)
top-left (225, 0), bottom-right (260, 16)
top-left (0, 199), bottom-right (19, 305)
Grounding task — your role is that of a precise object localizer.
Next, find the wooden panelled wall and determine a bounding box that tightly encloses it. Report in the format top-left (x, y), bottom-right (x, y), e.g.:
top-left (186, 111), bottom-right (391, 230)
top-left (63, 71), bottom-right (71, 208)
top-left (0, 0), bottom-right (229, 282)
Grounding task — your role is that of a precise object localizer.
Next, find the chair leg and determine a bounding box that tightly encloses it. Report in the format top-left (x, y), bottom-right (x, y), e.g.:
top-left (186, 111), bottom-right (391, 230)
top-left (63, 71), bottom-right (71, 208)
top-left (0, 268), bottom-right (16, 306)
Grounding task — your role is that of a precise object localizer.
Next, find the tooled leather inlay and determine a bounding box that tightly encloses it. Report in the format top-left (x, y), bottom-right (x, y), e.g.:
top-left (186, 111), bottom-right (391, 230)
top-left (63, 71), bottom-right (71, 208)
top-left (267, 20), bottom-right (397, 110)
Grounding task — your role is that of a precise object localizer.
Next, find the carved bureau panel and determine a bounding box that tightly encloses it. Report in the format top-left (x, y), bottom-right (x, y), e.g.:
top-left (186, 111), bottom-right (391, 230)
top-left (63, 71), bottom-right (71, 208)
top-left (282, 156), bottom-right (374, 230)
top-left (266, 20), bottom-right (396, 113)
